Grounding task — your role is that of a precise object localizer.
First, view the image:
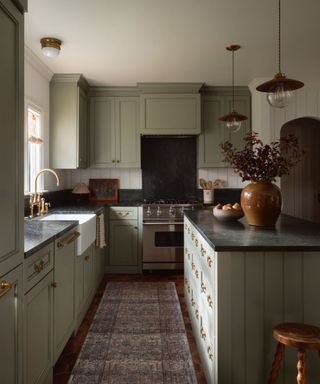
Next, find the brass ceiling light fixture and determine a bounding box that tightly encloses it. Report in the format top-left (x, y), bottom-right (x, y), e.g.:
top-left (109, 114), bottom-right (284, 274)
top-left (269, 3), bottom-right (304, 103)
top-left (256, 0), bottom-right (304, 108)
top-left (219, 45), bottom-right (248, 132)
top-left (40, 37), bottom-right (62, 58)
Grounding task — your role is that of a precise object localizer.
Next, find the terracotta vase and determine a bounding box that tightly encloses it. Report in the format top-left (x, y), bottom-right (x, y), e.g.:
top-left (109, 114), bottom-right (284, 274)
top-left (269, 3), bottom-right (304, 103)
top-left (240, 181), bottom-right (282, 227)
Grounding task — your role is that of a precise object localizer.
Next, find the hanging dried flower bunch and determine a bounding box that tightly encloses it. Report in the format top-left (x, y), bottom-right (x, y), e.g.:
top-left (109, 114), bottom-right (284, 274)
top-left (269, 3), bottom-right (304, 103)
top-left (220, 132), bottom-right (304, 182)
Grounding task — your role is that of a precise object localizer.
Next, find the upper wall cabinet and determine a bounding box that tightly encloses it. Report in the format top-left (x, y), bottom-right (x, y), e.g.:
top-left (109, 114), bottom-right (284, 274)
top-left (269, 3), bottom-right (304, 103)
top-left (90, 96), bottom-right (140, 168)
top-left (198, 87), bottom-right (251, 168)
top-left (139, 83), bottom-right (202, 135)
top-left (0, 0), bottom-right (24, 277)
top-left (50, 74), bottom-right (89, 169)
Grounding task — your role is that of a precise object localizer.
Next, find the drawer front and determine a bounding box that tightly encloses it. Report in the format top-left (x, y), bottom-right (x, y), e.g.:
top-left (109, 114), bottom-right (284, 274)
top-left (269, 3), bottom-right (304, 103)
top-left (109, 206), bottom-right (138, 220)
top-left (24, 243), bottom-right (54, 293)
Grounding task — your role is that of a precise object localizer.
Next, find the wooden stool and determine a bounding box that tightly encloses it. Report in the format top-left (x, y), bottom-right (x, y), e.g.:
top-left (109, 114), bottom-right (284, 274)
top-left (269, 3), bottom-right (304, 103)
top-left (268, 323), bottom-right (320, 384)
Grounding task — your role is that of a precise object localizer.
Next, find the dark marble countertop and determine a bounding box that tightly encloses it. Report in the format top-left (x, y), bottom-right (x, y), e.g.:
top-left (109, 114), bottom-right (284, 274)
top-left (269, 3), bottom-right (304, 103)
top-left (184, 210), bottom-right (320, 252)
top-left (24, 219), bottom-right (78, 258)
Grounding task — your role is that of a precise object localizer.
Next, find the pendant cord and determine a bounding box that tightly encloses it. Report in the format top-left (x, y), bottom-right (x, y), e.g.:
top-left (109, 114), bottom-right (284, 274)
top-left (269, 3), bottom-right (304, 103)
top-left (232, 49), bottom-right (235, 112)
top-left (278, 0), bottom-right (281, 73)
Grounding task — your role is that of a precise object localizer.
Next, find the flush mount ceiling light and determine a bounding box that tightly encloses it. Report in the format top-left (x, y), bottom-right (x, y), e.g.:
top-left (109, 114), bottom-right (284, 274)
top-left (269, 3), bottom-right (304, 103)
top-left (40, 37), bottom-right (62, 58)
top-left (219, 45), bottom-right (248, 132)
top-left (256, 0), bottom-right (304, 108)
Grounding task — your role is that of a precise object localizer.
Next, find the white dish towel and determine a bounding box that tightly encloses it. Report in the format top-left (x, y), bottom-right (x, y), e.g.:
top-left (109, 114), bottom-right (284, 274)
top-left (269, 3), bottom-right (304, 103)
top-left (96, 213), bottom-right (106, 248)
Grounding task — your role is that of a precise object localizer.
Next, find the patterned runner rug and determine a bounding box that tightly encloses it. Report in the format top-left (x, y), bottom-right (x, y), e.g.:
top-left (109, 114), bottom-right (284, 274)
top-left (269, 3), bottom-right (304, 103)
top-left (69, 282), bottom-right (197, 384)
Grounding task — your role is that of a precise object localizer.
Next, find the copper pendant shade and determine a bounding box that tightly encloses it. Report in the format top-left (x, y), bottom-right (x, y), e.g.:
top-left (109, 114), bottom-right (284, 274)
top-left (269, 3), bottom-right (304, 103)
top-left (219, 45), bottom-right (248, 131)
top-left (256, 0), bottom-right (304, 106)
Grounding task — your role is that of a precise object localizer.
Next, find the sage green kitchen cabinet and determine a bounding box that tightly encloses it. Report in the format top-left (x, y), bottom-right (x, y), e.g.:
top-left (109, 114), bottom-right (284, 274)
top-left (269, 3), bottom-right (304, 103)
top-left (198, 87), bottom-right (251, 168)
top-left (0, 0), bottom-right (24, 278)
top-left (0, 264), bottom-right (23, 384)
top-left (50, 74), bottom-right (89, 169)
top-left (94, 246), bottom-right (105, 290)
top-left (140, 93), bottom-right (201, 134)
top-left (24, 271), bottom-right (53, 384)
top-left (74, 244), bottom-right (95, 332)
top-left (107, 207), bottom-right (142, 273)
top-left (53, 230), bottom-right (77, 364)
top-left (89, 97), bottom-right (140, 168)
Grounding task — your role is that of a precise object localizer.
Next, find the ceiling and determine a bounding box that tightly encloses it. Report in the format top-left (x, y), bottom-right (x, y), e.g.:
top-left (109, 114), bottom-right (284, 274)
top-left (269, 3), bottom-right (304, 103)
top-left (25, 0), bottom-right (320, 87)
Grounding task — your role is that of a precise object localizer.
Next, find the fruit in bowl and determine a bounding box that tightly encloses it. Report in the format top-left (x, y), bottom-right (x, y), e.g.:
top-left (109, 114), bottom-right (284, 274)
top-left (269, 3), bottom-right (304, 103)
top-left (213, 202), bottom-right (244, 221)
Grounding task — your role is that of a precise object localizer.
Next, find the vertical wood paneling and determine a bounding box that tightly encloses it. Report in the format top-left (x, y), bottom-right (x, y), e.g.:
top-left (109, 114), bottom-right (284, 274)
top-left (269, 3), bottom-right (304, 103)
top-left (264, 252), bottom-right (285, 383)
top-left (217, 252), bottom-right (232, 384)
top-left (245, 252), bottom-right (265, 384)
top-left (230, 252), bottom-right (246, 384)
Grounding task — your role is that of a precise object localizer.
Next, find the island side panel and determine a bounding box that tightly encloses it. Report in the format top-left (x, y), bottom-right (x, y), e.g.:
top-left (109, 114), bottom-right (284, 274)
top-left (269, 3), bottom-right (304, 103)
top-left (217, 250), bottom-right (320, 384)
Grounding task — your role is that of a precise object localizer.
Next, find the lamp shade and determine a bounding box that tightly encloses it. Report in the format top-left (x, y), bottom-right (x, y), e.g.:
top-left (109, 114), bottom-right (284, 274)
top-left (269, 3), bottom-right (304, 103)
top-left (72, 182), bottom-right (90, 194)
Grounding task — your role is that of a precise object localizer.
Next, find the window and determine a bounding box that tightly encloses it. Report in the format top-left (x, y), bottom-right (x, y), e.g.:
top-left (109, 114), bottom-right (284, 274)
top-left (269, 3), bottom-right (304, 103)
top-left (25, 104), bottom-right (44, 193)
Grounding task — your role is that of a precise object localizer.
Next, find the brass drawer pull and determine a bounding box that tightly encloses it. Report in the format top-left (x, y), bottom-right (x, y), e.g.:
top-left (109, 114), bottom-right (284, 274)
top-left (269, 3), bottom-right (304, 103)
top-left (200, 327), bottom-right (206, 340)
top-left (207, 346), bottom-right (213, 360)
top-left (117, 211), bottom-right (130, 217)
top-left (0, 281), bottom-right (12, 299)
top-left (207, 256), bottom-right (213, 268)
top-left (207, 295), bottom-right (213, 308)
top-left (184, 223), bottom-right (188, 230)
top-left (200, 244), bottom-right (206, 257)
top-left (194, 238), bottom-right (198, 247)
top-left (195, 270), bottom-right (199, 279)
top-left (191, 298), bottom-right (196, 307)
top-left (191, 233), bottom-right (195, 241)
top-left (57, 231), bottom-right (80, 248)
top-left (195, 309), bottom-right (199, 319)
top-left (201, 282), bottom-right (207, 293)
top-left (34, 259), bottom-right (45, 274)
top-left (191, 262), bottom-right (195, 271)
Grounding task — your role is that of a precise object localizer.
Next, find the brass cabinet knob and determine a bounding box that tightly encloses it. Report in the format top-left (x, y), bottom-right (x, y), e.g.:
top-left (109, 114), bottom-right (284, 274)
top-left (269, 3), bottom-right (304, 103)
top-left (195, 270), bottom-right (199, 279)
top-left (116, 160), bottom-right (120, 163)
top-left (200, 327), bottom-right (206, 340)
top-left (201, 282), bottom-right (207, 293)
top-left (191, 233), bottom-right (195, 241)
top-left (207, 346), bottom-right (213, 360)
top-left (191, 262), bottom-right (195, 270)
top-left (207, 256), bottom-right (213, 268)
top-left (84, 255), bottom-right (90, 261)
top-left (0, 281), bottom-right (12, 298)
top-left (200, 244), bottom-right (206, 257)
top-left (195, 309), bottom-right (199, 319)
top-left (112, 160), bottom-right (116, 163)
top-left (191, 298), bottom-right (195, 307)
top-left (51, 282), bottom-right (57, 288)
top-left (207, 295), bottom-right (213, 308)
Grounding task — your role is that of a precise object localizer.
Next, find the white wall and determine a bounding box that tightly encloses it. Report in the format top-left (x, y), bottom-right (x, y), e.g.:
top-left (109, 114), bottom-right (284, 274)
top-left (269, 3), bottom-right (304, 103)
top-left (25, 46), bottom-right (70, 192)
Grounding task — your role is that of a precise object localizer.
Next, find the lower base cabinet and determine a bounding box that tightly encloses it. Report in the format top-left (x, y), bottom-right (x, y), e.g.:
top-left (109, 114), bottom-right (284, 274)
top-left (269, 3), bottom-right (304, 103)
top-left (74, 244), bottom-right (95, 332)
top-left (53, 231), bottom-right (77, 364)
top-left (24, 271), bottom-right (53, 384)
top-left (107, 207), bottom-right (142, 273)
top-left (0, 264), bottom-right (23, 384)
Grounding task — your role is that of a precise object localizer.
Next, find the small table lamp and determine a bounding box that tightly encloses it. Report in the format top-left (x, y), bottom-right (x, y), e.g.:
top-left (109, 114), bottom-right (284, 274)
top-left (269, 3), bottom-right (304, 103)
top-left (72, 182), bottom-right (90, 204)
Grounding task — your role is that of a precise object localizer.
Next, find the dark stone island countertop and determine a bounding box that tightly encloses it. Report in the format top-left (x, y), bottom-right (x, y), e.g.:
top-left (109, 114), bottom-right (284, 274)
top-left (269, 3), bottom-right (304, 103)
top-left (24, 219), bottom-right (79, 258)
top-left (184, 210), bottom-right (320, 252)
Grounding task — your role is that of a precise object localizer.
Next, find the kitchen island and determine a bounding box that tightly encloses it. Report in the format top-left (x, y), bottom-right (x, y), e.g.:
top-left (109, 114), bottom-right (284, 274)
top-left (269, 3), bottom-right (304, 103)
top-left (184, 210), bottom-right (320, 384)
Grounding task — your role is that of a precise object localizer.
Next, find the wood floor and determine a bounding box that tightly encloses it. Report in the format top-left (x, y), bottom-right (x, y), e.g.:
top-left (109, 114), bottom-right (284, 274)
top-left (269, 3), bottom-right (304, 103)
top-left (53, 271), bottom-right (207, 384)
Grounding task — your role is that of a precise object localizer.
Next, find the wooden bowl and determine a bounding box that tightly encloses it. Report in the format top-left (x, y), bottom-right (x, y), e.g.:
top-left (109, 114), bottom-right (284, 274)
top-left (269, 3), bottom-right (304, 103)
top-left (213, 206), bottom-right (244, 222)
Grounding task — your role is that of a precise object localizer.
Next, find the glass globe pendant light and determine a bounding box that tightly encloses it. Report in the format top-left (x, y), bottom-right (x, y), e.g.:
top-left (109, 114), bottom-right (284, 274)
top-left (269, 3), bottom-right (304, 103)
top-left (256, 0), bottom-right (304, 108)
top-left (219, 45), bottom-right (248, 132)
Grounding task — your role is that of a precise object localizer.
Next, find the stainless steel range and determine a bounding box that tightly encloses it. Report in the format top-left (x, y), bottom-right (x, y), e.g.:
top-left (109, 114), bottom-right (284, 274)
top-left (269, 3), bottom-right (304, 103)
top-left (142, 199), bottom-right (202, 270)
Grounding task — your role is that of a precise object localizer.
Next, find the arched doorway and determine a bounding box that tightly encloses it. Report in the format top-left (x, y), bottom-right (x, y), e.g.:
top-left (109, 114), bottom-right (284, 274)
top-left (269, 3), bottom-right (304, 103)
top-left (281, 117), bottom-right (320, 223)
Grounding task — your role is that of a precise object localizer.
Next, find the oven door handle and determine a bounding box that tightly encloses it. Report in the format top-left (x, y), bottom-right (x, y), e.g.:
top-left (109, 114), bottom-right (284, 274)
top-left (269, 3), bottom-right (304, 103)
top-left (143, 222), bottom-right (183, 225)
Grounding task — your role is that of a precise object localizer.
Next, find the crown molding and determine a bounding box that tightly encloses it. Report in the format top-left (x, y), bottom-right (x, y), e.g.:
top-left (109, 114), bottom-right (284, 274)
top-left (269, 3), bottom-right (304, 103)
top-left (25, 45), bottom-right (53, 81)
top-left (137, 82), bottom-right (204, 94)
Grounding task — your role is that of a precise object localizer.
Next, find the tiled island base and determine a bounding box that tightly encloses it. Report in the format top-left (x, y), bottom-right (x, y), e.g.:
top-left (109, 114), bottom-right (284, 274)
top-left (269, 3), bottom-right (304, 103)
top-left (184, 215), bottom-right (320, 384)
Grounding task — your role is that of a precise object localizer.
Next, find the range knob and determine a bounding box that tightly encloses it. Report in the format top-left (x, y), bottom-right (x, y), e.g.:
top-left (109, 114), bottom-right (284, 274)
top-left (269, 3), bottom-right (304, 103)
top-left (156, 206), bottom-right (162, 216)
top-left (169, 206), bottom-right (176, 216)
top-left (146, 206), bottom-right (152, 216)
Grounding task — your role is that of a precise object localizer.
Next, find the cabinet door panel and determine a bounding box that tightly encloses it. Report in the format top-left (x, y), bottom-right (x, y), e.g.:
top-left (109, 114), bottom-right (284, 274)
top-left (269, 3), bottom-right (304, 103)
top-left (0, 0), bottom-right (23, 277)
top-left (0, 264), bottom-right (23, 384)
top-left (24, 271), bottom-right (53, 384)
top-left (79, 87), bottom-right (88, 168)
top-left (53, 232), bottom-right (76, 363)
top-left (109, 220), bottom-right (138, 266)
top-left (115, 97), bottom-right (140, 168)
top-left (198, 96), bottom-right (225, 167)
top-left (90, 97), bottom-right (115, 167)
